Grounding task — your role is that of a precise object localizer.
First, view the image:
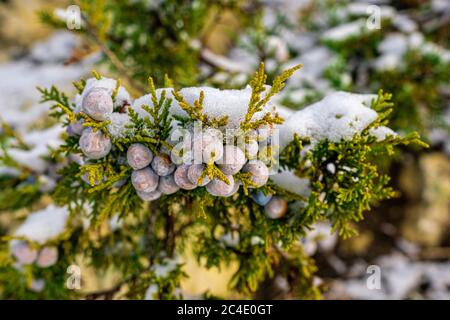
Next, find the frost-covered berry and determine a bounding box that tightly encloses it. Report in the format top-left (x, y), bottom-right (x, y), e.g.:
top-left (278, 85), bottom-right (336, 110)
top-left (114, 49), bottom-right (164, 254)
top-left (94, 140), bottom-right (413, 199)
top-left (244, 139), bottom-right (259, 159)
top-left (127, 143), bottom-right (153, 170)
top-left (257, 124), bottom-right (274, 141)
top-left (158, 174), bottom-right (180, 195)
top-left (252, 191), bottom-right (272, 206)
top-left (216, 145), bottom-right (246, 175)
top-left (82, 87), bottom-right (113, 121)
top-left (137, 189), bottom-right (162, 202)
top-left (151, 154), bottom-right (175, 176)
top-left (131, 168), bottom-right (159, 193)
top-left (264, 197), bottom-right (288, 219)
top-left (79, 128), bottom-right (112, 160)
top-left (11, 241), bottom-right (38, 265)
top-left (242, 160), bottom-right (269, 188)
top-left (187, 164), bottom-right (210, 186)
top-left (206, 175), bottom-right (235, 197)
top-left (192, 129), bottom-right (223, 163)
top-left (36, 246), bottom-right (58, 268)
top-left (67, 119), bottom-right (84, 136)
top-left (174, 164), bottom-right (197, 190)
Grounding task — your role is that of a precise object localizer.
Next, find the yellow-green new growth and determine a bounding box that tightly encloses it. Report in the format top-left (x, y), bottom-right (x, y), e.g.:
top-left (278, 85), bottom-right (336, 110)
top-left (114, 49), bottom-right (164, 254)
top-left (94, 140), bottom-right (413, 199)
top-left (241, 63), bottom-right (302, 131)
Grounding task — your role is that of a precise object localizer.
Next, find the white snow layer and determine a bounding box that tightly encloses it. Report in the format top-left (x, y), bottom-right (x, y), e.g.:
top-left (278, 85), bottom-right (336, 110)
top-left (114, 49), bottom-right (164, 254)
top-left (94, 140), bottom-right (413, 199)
top-left (279, 91), bottom-right (378, 149)
top-left (322, 20), bottom-right (367, 42)
top-left (13, 205), bottom-right (70, 244)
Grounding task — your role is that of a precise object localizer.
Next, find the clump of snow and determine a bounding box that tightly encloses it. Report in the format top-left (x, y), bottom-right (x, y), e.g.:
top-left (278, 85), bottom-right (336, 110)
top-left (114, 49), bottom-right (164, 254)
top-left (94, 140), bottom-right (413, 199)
top-left (326, 163), bottom-right (336, 174)
top-left (330, 252), bottom-right (450, 299)
top-left (220, 232), bottom-right (240, 248)
top-left (132, 89), bottom-right (174, 119)
top-left (279, 91), bottom-right (378, 149)
top-left (374, 32), bottom-right (450, 71)
top-left (13, 205), bottom-right (69, 244)
top-left (170, 87), bottom-right (276, 129)
top-left (345, 3), bottom-right (396, 19)
top-left (393, 14), bottom-right (418, 33)
top-left (270, 169), bottom-right (311, 197)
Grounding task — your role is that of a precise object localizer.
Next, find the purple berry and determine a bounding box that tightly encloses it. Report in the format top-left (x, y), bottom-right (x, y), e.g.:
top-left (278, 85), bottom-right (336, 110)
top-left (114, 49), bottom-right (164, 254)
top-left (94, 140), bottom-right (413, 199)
top-left (131, 168), bottom-right (159, 193)
top-left (82, 87), bottom-right (113, 121)
top-left (158, 174), bottom-right (180, 195)
top-left (264, 197), bottom-right (288, 219)
top-left (67, 119), bottom-right (84, 136)
top-left (174, 164), bottom-right (197, 190)
top-left (252, 191), bottom-right (272, 206)
top-left (216, 145), bottom-right (246, 175)
top-left (151, 154), bottom-right (175, 176)
top-left (137, 189), bottom-right (162, 202)
top-left (242, 160), bottom-right (269, 188)
top-left (127, 143), bottom-right (153, 170)
top-left (206, 175), bottom-right (235, 197)
top-left (79, 127), bottom-right (112, 160)
top-left (36, 246), bottom-right (58, 268)
top-left (192, 129), bottom-right (223, 163)
top-left (187, 164), bottom-right (210, 186)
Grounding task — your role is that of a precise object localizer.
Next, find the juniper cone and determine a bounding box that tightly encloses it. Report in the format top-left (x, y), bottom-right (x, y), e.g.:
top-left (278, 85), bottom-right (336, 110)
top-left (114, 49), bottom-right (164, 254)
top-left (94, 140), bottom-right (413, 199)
top-left (192, 129), bottom-right (223, 163)
top-left (252, 191), bottom-right (273, 206)
top-left (36, 247), bottom-right (58, 268)
top-left (174, 164), bottom-right (197, 190)
top-left (257, 124), bottom-right (274, 141)
top-left (127, 143), bottom-right (154, 170)
top-left (151, 154), bottom-right (175, 176)
top-left (11, 242), bottom-right (38, 265)
top-left (158, 174), bottom-right (180, 195)
top-left (131, 168), bottom-right (159, 193)
top-left (206, 175), bottom-right (235, 197)
top-left (137, 189), bottom-right (162, 202)
top-left (79, 127), bottom-right (112, 160)
top-left (187, 164), bottom-right (210, 186)
top-left (242, 160), bottom-right (269, 188)
top-left (67, 119), bottom-right (84, 136)
top-left (81, 87), bottom-right (114, 121)
top-left (264, 197), bottom-right (288, 219)
top-left (216, 145), bottom-right (246, 175)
